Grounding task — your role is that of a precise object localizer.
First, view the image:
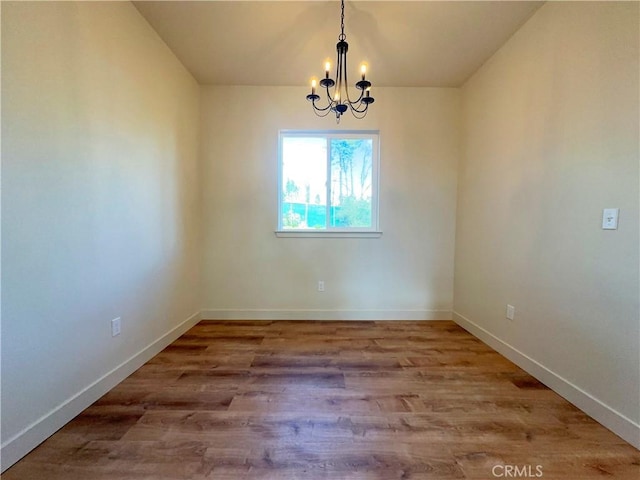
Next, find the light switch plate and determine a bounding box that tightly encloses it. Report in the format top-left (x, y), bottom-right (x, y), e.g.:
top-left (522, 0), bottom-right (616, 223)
top-left (506, 304), bottom-right (515, 321)
top-left (602, 208), bottom-right (619, 230)
top-left (111, 317), bottom-right (121, 337)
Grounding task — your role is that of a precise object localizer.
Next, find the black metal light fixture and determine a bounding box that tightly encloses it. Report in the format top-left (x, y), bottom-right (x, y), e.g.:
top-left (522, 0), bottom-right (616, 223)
top-left (306, 0), bottom-right (374, 122)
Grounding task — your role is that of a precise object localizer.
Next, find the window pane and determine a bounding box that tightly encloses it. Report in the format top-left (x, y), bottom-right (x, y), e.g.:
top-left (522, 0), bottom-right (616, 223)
top-left (329, 138), bottom-right (373, 228)
top-left (281, 137), bottom-right (327, 229)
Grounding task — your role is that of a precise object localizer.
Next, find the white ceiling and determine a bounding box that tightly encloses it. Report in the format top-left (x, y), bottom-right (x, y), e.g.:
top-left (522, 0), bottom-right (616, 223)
top-left (133, 1), bottom-right (543, 87)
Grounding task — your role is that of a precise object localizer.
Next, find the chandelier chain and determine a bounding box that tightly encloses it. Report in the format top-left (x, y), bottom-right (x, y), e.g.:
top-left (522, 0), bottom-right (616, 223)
top-left (339, 0), bottom-right (346, 41)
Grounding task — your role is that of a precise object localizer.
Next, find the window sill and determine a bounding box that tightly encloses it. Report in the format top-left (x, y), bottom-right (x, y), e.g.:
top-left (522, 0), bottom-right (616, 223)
top-left (275, 230), bottom-right (383, 239)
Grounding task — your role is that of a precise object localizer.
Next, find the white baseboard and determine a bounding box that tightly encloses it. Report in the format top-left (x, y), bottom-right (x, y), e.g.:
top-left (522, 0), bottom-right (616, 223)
top-left (201, 309), bottom-right (452, 321)
top-left (0, 311), bottom-right (202, 473)
top-left (452, 311), bottom-right (640, 450)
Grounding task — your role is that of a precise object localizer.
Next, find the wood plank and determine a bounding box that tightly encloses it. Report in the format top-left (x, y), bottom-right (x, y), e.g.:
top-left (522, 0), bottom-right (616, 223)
top-left (4, 320), bottom-right (639, 479)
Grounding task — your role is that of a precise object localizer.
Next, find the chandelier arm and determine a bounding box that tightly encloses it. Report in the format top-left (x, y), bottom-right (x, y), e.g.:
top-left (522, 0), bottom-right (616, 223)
top-left (324, 85), bottom-right (337, 111)
top-left (347, 101), bottom-right (370, 114)
top-left (312, 98), bottom-right (335, 112)
top-left (346, 88), bottom-right (365, 106)
top-left (342, 50), bottom-right (355, 105)
top-left (313, 105), bottom-right (333, 117)
top-left (308, 84), bottom-right (335, 113)
top-left (349, 107), bottom-right (369, 120)
top-left (336, 47), bottom-right (344, 103)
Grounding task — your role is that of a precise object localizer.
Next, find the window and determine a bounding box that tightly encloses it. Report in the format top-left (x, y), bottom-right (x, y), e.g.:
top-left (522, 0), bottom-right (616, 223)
top-left (277, 131), bottom-right (380, 237)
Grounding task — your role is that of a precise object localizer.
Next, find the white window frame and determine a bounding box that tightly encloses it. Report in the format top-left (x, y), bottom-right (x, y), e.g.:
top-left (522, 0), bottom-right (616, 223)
top-left (276, 130), bottom-right (381, 238)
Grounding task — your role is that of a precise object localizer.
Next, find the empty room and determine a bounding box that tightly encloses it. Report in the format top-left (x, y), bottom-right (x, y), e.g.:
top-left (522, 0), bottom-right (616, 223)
top-left (1, 1), bottom-right (639, 478)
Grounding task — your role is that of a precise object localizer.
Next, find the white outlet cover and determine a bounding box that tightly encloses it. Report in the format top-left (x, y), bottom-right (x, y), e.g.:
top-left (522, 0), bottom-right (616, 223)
top-left (506, 305), bottom-right (515, 321)
top-left (111, 317), bottom-right (121, 337)
top-left (602, 208), bottom-right (619, 230)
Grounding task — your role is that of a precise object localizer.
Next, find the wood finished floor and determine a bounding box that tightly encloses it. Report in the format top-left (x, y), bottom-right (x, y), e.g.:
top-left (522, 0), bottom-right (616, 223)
top-left (5, 320), bottom-right (639, 479)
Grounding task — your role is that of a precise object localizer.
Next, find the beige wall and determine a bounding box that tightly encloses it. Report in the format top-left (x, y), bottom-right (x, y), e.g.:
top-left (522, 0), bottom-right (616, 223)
top-left (200, 86), bottom-right (459, 320)
top-left (1, 1), bottom-right (201, 468)
top-left (455, 1), bottom-right (639, 445)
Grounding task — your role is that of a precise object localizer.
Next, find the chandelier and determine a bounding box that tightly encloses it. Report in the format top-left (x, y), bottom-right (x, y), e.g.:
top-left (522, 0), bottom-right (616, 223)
top-left (306, 0), bottom-right (375, 122)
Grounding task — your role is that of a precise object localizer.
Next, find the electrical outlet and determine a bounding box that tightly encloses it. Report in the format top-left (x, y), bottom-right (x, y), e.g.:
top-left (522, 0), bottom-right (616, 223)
top-left (506, 305), bottom-right (515, 321)
top-left (318, 280), bottom-right (325, 292)
top-left (111, 317), bottom-right (121, 337)
top-left (602, 208), bottom-right (619, 230)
